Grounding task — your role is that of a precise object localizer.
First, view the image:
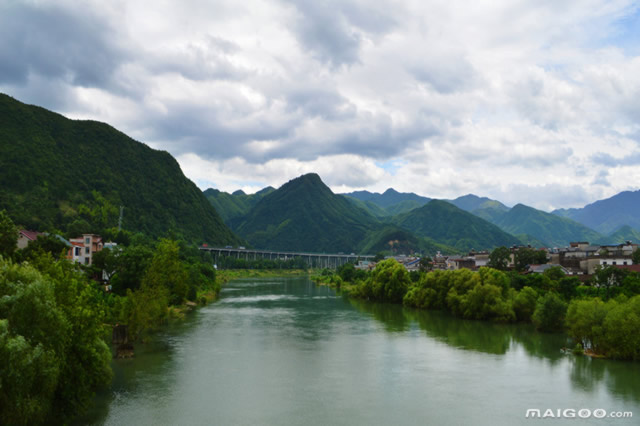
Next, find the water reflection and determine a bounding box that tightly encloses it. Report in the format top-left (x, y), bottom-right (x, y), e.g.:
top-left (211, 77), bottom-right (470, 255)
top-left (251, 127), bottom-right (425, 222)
top-left (349, 295), bottom-right (640, 405)
top-left (80, 278), bottom-right (640, 425)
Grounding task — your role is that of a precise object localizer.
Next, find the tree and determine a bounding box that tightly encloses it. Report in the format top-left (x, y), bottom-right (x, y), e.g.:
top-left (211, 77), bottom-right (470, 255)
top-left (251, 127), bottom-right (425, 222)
top-left (532, 292), bottom-right (567, 332)
top-left (0, 209), bottom-right (18, 259)
top-left (594, 265), bottom-right (627, 300)
top-left (514, 248), bottom-right (547, 272)
top-left (141, 239), bottom-right (188, 305)
top-left (633, 249), bottom-right (640, 265)
top-left (565, 298), bottom-right (609, 353)
top-left (353, 258), bottom-right (410, 303)
top-left (513, 286), bottom-right (538, 322)
top-left (373, 252), bottom-right (385, 262)
top-left (488, 246), bottom-right (511, 271)
top-left (419, 256), bottom-right (433, 272)
top-left (0, 257), bottom-right (112, 424)
top-left (20, 234), bottom-right (68, 261)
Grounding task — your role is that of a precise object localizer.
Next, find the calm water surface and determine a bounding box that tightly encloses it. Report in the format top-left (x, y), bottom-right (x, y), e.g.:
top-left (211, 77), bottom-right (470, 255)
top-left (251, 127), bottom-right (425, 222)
top-left (80, 277), bottom-right (640, 425)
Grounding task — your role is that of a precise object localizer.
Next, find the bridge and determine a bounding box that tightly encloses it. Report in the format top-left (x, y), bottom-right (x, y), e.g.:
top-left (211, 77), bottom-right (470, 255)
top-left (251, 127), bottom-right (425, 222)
top-left (198, 246), bottom-right (375, 269)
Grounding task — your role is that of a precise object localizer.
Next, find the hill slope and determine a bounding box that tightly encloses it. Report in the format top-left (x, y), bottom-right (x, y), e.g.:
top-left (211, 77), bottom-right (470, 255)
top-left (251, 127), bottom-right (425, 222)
top-left (203, 186), bottom-right (275, 224)
top-left (553, 190), bottom-right (640, 235)
top-left (392, 200), bottom-right (520, 251)
top-left (446, 194), bottom-right (510, 223)
top-left (0, 93), bottom-right (240, 245)
top-left (343, 188), bottom-right (431, 216)
top-left (493, 204), bottom-right (602, 247)
top-left (234, 174), bottom-right (379, 252)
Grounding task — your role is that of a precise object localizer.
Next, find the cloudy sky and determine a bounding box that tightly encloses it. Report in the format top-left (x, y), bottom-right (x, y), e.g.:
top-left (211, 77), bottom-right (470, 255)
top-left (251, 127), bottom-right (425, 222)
top-left (2, 0), bottom-right (640, 210)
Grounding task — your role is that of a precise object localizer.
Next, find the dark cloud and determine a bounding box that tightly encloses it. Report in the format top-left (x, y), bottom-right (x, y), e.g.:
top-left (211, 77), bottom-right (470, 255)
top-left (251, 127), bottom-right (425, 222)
top-left (591, 152), bottom-right (640, 167)
top-left (283, 0), bottom-right (397, 67)
top-left (591, 169), bottom-right (611, 186)
top-left (410, 55), bottom-right (478, 94)
top-left (0, 2), bottom-right (130, 90)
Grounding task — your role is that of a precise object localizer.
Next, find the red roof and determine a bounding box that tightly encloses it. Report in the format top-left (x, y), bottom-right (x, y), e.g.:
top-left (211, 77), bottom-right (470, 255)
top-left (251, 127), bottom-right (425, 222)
top-left (71, 242), bottom-right (84, 247)
top-left (614, 265), bottom-right (640, 273)
top-left (19, 230), bottom-right (42, 241)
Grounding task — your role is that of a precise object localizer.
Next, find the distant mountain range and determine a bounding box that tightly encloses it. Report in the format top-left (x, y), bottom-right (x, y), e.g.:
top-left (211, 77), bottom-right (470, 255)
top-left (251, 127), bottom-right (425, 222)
top-left (552, 190), bottom-right (640, 235)
top-left (207, 175), bottom-right (524, 254)
top-left (208, 180), bottom-right (640, 252)
top-left (0, 93), bottom-right (240, 245)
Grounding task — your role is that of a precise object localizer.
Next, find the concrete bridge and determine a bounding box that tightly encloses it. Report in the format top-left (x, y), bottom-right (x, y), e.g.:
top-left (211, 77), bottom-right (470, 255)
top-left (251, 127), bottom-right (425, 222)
top-left (198, 246), bottom-right (375, 269)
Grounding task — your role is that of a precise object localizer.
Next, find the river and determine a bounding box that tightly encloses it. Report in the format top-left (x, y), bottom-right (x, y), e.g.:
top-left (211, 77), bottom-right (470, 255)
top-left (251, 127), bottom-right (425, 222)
top-left (79, 276), bottom-right (640, 425)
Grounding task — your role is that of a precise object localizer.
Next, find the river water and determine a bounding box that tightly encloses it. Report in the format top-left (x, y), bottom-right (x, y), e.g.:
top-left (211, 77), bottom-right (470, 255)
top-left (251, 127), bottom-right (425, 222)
top-left (80, 276), bottom-right (640, 425)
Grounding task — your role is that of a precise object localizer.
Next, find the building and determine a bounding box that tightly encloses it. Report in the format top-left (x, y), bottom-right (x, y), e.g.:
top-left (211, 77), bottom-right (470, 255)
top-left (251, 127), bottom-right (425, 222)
top-left (16, 230), bottom-right (42, 249)
top-left (68, 234), bottom-right (103, 265)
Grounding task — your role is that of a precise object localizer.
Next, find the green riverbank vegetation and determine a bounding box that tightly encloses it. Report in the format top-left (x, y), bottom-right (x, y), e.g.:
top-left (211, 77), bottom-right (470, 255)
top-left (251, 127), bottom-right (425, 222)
top-left (316, 257), bottom-right (640, 361)
top-left (0, 210), bottom-right (222, 424)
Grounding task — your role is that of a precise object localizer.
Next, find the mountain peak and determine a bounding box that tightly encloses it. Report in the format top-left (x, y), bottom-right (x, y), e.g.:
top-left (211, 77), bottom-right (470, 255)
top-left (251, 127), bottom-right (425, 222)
top-left (232, 189), bottom-right (246, 196)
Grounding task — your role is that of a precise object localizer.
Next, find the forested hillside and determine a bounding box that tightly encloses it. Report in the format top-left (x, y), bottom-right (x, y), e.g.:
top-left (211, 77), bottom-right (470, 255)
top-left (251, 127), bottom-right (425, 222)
top-left (0, 93), bottom-right (240, 245)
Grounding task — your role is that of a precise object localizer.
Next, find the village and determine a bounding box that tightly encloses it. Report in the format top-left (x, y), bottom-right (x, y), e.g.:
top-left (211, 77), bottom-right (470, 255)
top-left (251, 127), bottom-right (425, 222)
top-left (358, 241), bottom-right (640, 281)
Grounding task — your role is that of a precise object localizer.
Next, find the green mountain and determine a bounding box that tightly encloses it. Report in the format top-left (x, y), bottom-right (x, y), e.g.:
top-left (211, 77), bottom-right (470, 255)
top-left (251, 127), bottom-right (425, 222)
top-left (446, 194), bottom-right (510, 223)
top-left (552, 190), bottom-right (640, 235)
top-left (392, 200), bottom-right (520, 251)
top-left (203, 186), bottom-right (275, 224)
top-left (493, 204), bottom-right (602, 248)
top-left (343, 196), bottom-right (390, 219)
top-left (234, 173), bottom-right (380, 253)
top-left (597, 225), bottom-right (640, 245)
top-left (0, 93), bottom-right (240, 245)
top-left (358, 225), bottom-right (457, 256)
top-left (344, 188), bottom-right (431, 208)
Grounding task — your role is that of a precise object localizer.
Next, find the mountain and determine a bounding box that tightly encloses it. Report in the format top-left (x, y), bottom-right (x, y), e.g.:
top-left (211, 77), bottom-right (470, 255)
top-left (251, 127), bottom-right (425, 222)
top-left (446, 194), bottom-right (510, 223)
top-left (203, 186), bottom-right (275, 224)
top-left (344, 188), bottom-right (431, 209)
top-left (553, 190), bottom-right (640, 235)
top-left (493, 204), bottom-right (602, 248)
top-left (597, 225), bottom-right (640, 245)
top-left (234, 173), bottom-right (380, 253)
top-left (0, 93), bottom-right (240, 245)
top-left (343, 196), bottom-right (390, 219)
top-left (392, 200), bottom-right (520, 251)
top-left (358, 225), bottom-right (457, 256)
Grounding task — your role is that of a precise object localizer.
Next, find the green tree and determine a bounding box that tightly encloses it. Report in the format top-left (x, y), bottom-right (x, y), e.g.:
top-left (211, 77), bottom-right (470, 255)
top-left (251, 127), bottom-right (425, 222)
top-left (0, 209), bottom-right (18, 259)
top-left (601, 296), bottom-right (640, 360)
top-left (20, 234), bottom-right (68, 261)
top-left (532, 292), bottom-right (567, 332)
top-left (419, 256), bottom-right (433, 272)
top-left (513, 286), bottom-right (538, 322)
top-left (565, 298), bottom-right (609, 353)
top-left (557, 276), bottom-right (580, 301)
top-left (594, 265), bottom-right (627, 300)
top-left (514, 248), bottom-right (547, 272)
top-left (543, 265), bottom-right (565, 281)
top-left (633, 249), bottom-right (640, 265)
top-left (354, 258), bottom-right (409, 303)
top-left (488, 246), bottom-right (511, 271)
top-left (0, 257), bottom-right (111, 424)
top-left (142, 239), bottom-right (188, 305)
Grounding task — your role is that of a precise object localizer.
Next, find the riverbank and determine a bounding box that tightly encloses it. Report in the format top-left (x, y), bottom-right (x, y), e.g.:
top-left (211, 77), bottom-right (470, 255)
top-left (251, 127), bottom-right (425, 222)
top-left (216, 268), bottom-right (309, 283)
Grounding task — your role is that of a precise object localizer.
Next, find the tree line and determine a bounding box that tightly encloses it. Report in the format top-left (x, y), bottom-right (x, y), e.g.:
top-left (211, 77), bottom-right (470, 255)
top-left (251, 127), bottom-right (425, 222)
top-left (329, 254), bottom-right (640, 361)
top-left (0, 210), bottom-right (220, 424)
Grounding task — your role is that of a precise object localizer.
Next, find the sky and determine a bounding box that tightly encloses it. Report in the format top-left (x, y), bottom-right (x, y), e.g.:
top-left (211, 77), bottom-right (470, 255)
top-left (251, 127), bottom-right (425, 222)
top-left (2, 0), bottom-right (640, 211)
